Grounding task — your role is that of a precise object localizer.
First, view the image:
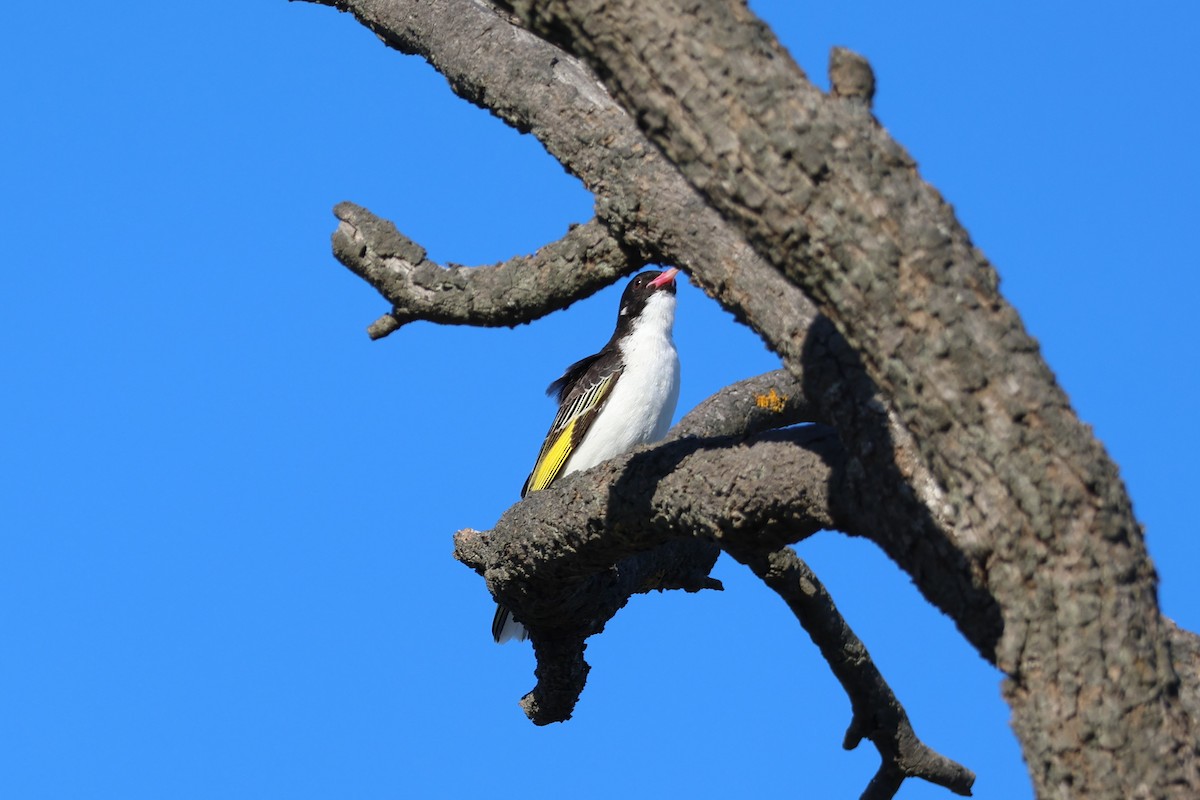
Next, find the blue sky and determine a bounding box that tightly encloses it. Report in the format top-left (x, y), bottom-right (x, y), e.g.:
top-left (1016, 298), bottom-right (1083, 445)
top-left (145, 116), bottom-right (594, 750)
top-left (3, 2), bottom-right (1197, 798)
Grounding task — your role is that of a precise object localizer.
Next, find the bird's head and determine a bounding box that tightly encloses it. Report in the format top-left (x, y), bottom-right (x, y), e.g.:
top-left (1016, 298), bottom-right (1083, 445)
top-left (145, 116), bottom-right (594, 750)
top-left (618, 268), bottom-right (679, 321)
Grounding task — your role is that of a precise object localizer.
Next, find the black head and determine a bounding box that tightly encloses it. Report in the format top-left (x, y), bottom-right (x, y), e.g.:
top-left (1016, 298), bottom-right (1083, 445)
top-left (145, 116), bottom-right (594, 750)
top-left (609, 268), bottom-right (679, 343)
top-left (618, 268), bottom-right (679, 319)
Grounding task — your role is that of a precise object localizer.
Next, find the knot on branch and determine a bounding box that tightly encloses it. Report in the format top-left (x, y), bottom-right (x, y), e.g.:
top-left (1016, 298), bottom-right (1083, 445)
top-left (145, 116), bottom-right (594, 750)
top-left (668, 369), bottom-right (824, 439)
top-left (829, 46), bottom-right (876, 109)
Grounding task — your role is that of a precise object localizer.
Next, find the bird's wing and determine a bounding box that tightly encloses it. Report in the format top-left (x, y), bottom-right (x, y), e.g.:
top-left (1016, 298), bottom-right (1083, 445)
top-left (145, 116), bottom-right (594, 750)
top-left (522, 354), bottom-right (622, 497)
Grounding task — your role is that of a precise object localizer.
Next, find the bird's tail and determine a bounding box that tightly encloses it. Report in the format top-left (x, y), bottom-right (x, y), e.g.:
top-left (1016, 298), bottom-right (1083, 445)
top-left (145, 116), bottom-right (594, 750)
top-left (492, 604), bottom-right (529, 643)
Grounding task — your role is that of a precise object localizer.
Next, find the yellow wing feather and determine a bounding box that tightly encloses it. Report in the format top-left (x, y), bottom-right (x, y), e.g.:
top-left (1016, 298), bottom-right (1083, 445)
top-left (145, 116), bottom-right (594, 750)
top-left (525, 418), bottom-right (578, 493)
top-left (523, 372), bottom-right (617, 496)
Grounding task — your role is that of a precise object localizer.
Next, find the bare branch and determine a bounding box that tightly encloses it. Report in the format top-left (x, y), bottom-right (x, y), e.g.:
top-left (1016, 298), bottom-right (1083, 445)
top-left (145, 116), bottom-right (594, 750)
top-left (454, 425), bottom-right (843, 722)
top-left (330, 202), bottom-right (637, 338)
top-left (726, 545), bottom-right (974, 799)
top-left (456, 372), bottom-right (972, 792)
top-left (516, 538), bottom-right (723, 724)
top-left (521, 633), bottom-right (588, 724)
top-left (669, 368), bottom-right (822, 439)
top-left (302, 0), bottom-right (821, 363)
top-left (455, 427), bottom-right (842, 587)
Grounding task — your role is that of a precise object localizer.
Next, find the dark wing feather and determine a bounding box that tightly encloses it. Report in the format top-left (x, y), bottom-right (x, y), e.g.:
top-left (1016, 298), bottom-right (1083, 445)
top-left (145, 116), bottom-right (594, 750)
top-left (547, 352), bottom-right (603, 402)
top-left (522, 350), bottom-right (623, 497)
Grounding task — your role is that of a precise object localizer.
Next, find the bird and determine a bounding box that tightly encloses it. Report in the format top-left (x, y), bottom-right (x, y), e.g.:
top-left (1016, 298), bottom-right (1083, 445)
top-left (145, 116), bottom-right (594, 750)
top-left (493, 268), bottom-right (682, 643)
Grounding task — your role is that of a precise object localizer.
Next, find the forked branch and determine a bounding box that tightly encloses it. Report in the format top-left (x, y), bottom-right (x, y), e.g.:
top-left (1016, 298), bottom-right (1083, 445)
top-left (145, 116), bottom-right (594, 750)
top-left (727, 545), bottom-right (975, 799)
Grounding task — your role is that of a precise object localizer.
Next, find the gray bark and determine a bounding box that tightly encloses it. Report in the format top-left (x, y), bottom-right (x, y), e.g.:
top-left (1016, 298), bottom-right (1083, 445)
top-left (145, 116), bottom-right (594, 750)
top-left (298, 1), bottom-right (1200, 797)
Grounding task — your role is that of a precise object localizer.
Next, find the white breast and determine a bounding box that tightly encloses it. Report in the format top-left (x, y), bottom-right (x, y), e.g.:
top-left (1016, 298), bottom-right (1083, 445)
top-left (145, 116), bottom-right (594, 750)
top-left (563, 292), bottom-right (680, 476)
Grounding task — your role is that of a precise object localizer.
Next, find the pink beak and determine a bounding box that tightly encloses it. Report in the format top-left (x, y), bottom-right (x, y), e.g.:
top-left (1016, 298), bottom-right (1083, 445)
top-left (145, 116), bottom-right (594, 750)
top-left (649, 268), bottom-right (680, 288)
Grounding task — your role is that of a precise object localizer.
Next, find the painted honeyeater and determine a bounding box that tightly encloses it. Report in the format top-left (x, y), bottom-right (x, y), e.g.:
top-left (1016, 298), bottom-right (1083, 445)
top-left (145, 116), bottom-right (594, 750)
top-left (493, 268), bottom-right (682, 643)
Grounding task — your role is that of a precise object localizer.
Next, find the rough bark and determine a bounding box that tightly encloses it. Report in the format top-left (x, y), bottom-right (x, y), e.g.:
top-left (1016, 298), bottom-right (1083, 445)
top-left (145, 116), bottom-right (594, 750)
top-left (298, 0), bottom-right (1200, 797)
top-left (329, 204), bottom-right (637, 338)
top-left (499, 2), bottom-right (1199, 797)
top-left (454, 378), bottom-right (973, 792)
top-left (729, 545), bottom-right (974, 799)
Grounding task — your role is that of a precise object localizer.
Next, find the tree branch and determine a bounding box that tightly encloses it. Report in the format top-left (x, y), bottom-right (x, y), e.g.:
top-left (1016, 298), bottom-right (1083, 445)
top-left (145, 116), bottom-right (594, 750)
top-left (302, 0), bottom-right (822, 361)
top-left (455, 425), bottom-right (843, 611)
top-left (668, 369), bottom-right (823, 438)
top-left (726, 545), bottom-right (974, 799)
top-left (516, 537), bottom-right (724, 723)
top-left (454, 424), bottom-right (844, 723)
top-left (330, 202), bottom-right (637, 338)
top-left (457, 367), bottom-right (972, 799)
